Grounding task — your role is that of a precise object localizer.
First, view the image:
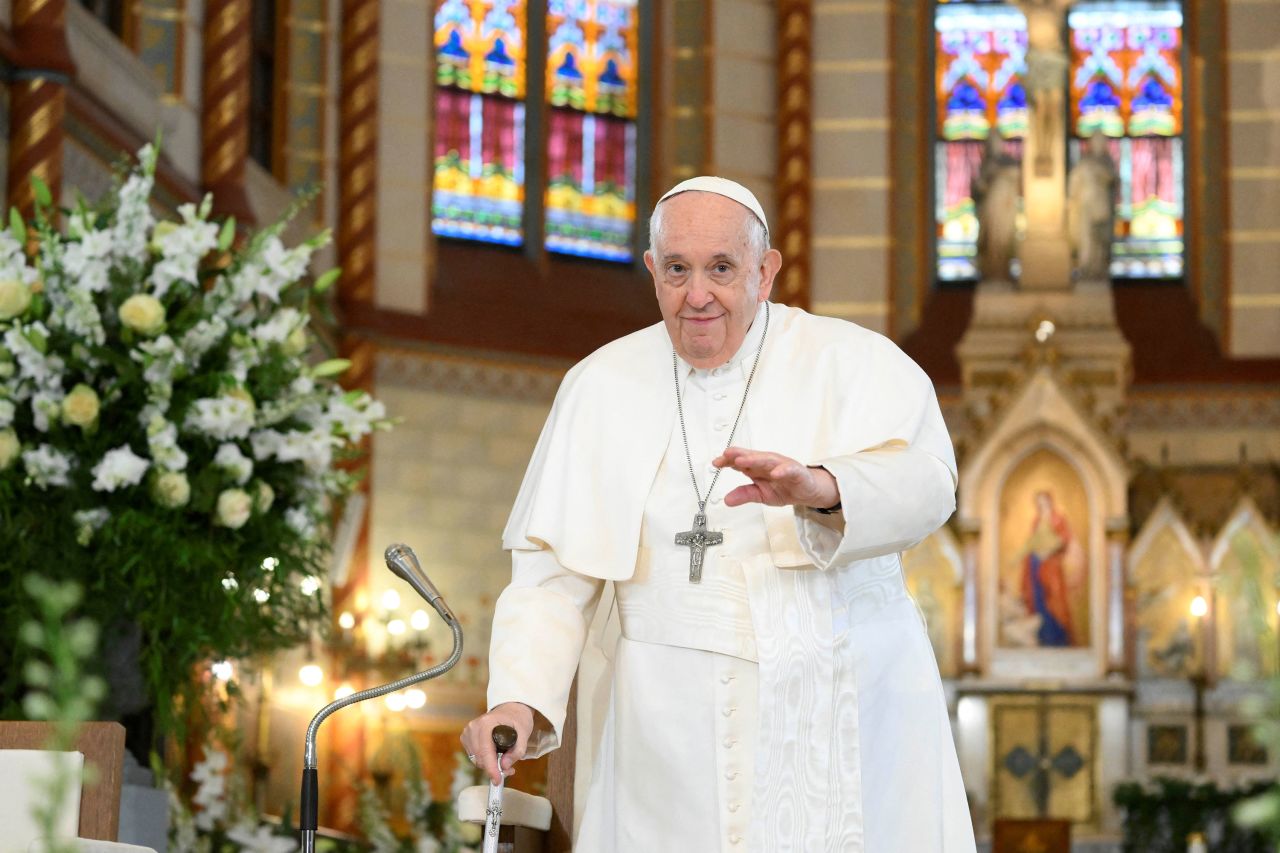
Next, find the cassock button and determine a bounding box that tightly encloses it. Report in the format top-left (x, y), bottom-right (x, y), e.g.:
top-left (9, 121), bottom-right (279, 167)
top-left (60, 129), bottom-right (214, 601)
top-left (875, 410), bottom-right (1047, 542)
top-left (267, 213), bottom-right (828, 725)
top-left (730, 834), bottom-right (742, 845)
top-left (725, 770), bottom-right (740, 781)
top-left (728, 803), bottom-right (741, 813)
top-left (714, 392), bottom-right (727, 401)
top-left (720, 674), bottom-right (735, 684)
top-left (722, 707), bottom-right (735, 717)
top-left (715, 421), bottom-right (729, 431)
top-left (722, 736), bottom-right (737, 748)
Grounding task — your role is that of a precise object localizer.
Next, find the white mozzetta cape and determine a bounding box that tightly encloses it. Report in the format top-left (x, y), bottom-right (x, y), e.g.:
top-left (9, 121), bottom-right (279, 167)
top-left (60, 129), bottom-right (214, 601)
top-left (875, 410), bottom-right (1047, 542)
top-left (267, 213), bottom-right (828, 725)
top-left (503, 303), bottom-right (957, 575)
top-left (501, 303), bottom-right (965, 851)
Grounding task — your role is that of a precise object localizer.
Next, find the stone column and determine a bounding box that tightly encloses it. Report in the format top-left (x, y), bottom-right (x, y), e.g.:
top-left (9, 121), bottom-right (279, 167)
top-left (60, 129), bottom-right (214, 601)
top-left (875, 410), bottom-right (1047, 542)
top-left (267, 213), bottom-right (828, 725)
top-left (200, 0), bottom-right (255, 223)
top-left (6, 0), bottom-right (75, 220)
top-left (336, 0), bottom-right (378, 312)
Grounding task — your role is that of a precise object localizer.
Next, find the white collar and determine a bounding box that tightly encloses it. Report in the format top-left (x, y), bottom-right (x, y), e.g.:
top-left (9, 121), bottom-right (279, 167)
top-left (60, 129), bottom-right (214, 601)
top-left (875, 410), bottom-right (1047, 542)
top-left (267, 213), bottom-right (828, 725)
top-left (675, 301), bottom-right (770, 380)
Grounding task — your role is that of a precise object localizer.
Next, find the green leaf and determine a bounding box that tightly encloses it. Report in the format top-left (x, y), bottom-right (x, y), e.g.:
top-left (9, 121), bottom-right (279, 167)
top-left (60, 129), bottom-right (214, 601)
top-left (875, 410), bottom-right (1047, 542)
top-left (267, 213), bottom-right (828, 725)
top-left (30, 175), bottom-right (52, 208)
top-left (218, 217), bottom-right (237, 252)
top-left (310, 358), bottom-right (351, 378)
top-left (313, 268), bottom-right (341, 294)
top-left (25, 326), bottom-right (48, 354)
top-left (8, 208), bottom-right (25, 244)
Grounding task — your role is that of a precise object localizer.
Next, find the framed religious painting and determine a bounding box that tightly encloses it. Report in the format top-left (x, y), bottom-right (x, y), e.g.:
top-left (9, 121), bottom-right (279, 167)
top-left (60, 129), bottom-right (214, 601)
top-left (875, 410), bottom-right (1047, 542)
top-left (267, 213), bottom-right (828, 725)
top-left (992, 449), bottom-right (1104, 676)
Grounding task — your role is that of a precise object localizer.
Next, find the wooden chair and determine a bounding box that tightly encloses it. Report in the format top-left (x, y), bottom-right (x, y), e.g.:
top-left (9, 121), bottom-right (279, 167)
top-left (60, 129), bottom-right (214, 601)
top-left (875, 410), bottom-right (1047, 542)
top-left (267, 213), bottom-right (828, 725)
top-left (0, 721), bottom-right (128, 842)
top-left (992, 818), bottom-right (1071, 853)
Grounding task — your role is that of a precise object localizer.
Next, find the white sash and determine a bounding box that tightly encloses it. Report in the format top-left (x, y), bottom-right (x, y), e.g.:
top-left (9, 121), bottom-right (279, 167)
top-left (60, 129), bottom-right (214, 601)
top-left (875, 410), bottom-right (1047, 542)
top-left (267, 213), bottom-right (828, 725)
top-left (744, 557), bottom-right (864, 852)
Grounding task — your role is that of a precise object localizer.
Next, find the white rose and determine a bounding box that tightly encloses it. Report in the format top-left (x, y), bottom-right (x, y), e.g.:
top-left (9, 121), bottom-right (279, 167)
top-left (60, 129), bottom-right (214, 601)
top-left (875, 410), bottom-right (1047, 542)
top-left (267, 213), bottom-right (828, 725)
top-left (151, 470), bottom-right (191, 508)
top-left (118, 293), bottom-right (166, 336)
top-left (214, 488), bottom-right (253, 529)
top-left (0, 428), bottom-right (19, 470)
top-left (0, 278), bottom-right (32, 320)
top-left (61, 383), bottom-right (101, 428)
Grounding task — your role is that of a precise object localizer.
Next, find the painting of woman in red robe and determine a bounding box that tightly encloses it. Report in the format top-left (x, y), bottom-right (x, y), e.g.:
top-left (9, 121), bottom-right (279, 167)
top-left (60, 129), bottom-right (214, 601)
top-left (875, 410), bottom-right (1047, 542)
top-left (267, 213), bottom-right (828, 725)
top-left (1018, 490), bottom-right (1084, 647)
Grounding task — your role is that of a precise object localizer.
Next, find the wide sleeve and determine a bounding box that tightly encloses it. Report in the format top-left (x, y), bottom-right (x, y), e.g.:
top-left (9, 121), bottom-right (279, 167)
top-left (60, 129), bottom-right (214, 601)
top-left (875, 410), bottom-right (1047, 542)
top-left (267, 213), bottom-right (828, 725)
top-left (486, 547), bottom-right (605, 758)
top-left (791, 337), bottom-right (957, 571)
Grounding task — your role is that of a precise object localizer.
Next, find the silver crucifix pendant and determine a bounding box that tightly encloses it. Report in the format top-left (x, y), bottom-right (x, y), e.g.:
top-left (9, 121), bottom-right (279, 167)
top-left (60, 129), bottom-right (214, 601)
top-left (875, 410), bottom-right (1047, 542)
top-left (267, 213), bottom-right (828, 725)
top-left (675, 511), bottom-right (724, 583)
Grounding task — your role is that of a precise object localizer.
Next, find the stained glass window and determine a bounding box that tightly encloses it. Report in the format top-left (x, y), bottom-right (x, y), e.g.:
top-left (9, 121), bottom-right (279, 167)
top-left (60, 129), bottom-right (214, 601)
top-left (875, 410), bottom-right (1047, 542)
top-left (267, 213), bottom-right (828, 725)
top-left (544, 0), bottom-right (639, 262)
top-left (934, 1), bottom-right (1027, 281)
top-left (432, 0), bottom-right (528, 247)
top-left (1068, 1), bottom-right (1184, 279)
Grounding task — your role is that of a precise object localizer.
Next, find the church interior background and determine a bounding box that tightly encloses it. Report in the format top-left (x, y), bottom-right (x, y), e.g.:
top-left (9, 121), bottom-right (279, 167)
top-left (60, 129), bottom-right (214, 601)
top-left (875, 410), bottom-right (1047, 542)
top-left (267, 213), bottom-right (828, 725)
top-left (3, 0), bottom-right (1280, 847)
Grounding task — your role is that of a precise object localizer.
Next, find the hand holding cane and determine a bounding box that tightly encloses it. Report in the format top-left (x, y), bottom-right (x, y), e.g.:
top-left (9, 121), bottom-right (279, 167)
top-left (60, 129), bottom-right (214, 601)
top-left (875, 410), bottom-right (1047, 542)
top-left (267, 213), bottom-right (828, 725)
top-left (483, 725), bottom-right (518, 853)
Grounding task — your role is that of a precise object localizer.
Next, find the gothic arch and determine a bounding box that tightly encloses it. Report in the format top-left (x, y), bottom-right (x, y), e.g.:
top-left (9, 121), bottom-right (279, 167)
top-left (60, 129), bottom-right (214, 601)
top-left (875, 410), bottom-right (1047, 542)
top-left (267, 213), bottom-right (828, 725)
top-left (1128, 498), bottom-right (1204, 678)
top-left (1208, 498), bottom-right (1280, 679)
top-left (959, 369), bottom-right (1128, 677)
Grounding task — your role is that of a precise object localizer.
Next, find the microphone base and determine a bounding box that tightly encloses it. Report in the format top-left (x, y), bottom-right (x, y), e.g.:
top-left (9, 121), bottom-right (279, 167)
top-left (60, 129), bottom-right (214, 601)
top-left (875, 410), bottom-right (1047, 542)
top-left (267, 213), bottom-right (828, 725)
top-left (301, 829), bottom-right (316, 853)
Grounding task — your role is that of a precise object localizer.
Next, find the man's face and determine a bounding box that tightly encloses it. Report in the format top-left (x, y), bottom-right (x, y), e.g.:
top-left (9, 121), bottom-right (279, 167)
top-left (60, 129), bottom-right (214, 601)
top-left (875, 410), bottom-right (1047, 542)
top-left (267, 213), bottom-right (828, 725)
top-left (644, 192), bottom-right (782, 369)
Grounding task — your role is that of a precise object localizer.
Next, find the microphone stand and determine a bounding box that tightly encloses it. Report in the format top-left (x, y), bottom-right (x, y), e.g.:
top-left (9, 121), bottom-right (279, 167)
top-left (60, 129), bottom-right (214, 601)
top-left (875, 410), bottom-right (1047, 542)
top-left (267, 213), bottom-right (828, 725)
top-left (299, 545), bottom-right (464, 853)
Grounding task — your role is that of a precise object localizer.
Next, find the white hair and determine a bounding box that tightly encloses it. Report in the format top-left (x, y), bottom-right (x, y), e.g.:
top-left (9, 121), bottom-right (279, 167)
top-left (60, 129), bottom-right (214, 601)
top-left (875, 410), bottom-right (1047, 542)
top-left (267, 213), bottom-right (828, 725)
top-left (648, 192), bottom-right (770, 265)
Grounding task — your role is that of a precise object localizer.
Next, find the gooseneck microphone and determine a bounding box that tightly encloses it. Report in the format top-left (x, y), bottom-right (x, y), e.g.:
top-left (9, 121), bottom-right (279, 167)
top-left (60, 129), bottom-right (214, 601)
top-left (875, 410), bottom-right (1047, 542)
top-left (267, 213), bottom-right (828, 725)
top-left (386, 542), bottom-right (458, 626)
top-left (299, 543), bottom-right (464, 853)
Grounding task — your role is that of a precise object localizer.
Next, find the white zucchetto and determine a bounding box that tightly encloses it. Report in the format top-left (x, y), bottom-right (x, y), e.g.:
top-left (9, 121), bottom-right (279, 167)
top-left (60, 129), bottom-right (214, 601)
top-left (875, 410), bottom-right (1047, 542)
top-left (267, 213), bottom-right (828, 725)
top-left (657, 176), bottom-right (769, 234)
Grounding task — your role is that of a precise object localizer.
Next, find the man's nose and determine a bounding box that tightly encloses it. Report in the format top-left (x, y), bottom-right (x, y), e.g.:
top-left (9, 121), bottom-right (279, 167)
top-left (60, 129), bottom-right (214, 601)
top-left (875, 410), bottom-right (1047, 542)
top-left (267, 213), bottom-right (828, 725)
top-left (686, 276), bottom-right (715, 309)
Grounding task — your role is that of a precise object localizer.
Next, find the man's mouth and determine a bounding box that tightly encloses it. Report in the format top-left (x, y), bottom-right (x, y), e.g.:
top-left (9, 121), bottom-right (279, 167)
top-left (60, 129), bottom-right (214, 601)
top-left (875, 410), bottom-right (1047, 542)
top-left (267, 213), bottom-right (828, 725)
top-left (682, 314), bottom-right (723, 326)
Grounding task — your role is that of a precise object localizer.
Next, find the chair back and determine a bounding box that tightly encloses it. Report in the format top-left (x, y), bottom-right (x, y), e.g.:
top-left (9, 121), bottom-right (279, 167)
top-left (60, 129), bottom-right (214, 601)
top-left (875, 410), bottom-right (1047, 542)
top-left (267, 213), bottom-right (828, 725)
top-left (0, 721), bottom-right (127, 842)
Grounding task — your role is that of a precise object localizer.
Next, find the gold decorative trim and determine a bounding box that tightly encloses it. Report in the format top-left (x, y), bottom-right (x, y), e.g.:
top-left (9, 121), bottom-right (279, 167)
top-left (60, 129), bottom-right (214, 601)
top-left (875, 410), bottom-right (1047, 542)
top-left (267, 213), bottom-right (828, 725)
top-left (813, 117), bottom-right (891, 131)
top-left (1226, 49), bottom-right (1280, 61)
top-left (812, 235), bottom-right (892, 249)
top-left (813, 1), bottom-right (888, 13)
top-left (813, 59), bottom-right (890, 73)
top-left (1228, 109), bottom-right (1280, 123)
top-left (811, 300), bottom-right (888, 316)
top-left (813, 177), bottom-right (891, 190)
top-left (199, 0), bottom-right (252, 220)
top-left (1229, 293), bottom-right (1280, 308)
top-left (375, 347), bottom-right (566, 403)
top-left (1227, 230), bottom-right (1280, 243)
top-left (775, 0), bottom-right (813, 309)
top-left (337, 0), bottom-right (379, 307)
top-left (1230, 167), bottom-right (1280, 180)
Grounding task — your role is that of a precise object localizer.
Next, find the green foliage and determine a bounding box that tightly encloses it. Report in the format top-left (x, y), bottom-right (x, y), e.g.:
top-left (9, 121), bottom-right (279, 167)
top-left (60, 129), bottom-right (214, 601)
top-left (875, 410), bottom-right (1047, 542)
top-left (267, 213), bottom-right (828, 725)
top-left (20, 576), bottom-right (105, 853)
top-left (1115, 777), bottom-right (1275, 853)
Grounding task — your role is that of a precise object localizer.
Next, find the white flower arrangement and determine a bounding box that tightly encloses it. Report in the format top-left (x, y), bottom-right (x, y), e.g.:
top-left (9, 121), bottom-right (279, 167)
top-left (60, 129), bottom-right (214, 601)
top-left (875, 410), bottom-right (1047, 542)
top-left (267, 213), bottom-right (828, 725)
top-left (0, 144), bottom-right (393, 736)
top-left (1, 144), bottom-right (388, 530)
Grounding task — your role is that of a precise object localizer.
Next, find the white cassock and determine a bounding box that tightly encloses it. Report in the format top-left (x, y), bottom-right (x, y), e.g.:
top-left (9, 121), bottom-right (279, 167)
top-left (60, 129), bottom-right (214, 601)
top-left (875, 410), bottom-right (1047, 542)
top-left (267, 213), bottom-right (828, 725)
top-left (488, 303), bottom-right (976, 853)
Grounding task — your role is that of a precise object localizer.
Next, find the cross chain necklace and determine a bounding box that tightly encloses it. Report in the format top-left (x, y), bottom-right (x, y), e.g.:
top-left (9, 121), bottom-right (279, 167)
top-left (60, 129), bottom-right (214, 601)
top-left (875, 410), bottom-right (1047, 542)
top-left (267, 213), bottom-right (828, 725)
top-left (672, 301), bottom-right (770, 583)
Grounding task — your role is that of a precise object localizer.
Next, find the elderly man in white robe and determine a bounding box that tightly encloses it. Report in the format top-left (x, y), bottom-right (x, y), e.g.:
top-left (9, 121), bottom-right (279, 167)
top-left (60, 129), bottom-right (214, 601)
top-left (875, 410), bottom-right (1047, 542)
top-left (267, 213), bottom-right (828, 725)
top-left (461, 177), bottom-right (976, 852)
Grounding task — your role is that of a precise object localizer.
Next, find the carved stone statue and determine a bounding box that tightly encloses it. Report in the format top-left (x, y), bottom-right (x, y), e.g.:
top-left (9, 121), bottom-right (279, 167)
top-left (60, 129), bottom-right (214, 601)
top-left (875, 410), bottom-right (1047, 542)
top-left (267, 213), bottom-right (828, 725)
top-left (1018, 0), bottom-right (1071, 179)
top-left (973, 133), bottom-right (1021, 283)
top-left (1067, 133), bottom-right (1119, 282)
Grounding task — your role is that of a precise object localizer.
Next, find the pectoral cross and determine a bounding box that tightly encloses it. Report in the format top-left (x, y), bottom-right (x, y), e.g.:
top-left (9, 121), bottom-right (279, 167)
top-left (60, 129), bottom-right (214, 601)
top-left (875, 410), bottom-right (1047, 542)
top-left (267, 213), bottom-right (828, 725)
top-left (675, 511), bottom-right (723, 583)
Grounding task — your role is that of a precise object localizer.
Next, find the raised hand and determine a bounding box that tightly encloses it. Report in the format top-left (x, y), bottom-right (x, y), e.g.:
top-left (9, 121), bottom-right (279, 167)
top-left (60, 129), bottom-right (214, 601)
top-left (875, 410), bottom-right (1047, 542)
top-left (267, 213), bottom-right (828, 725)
top-left (713, 447), bottom-right (840, 510)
